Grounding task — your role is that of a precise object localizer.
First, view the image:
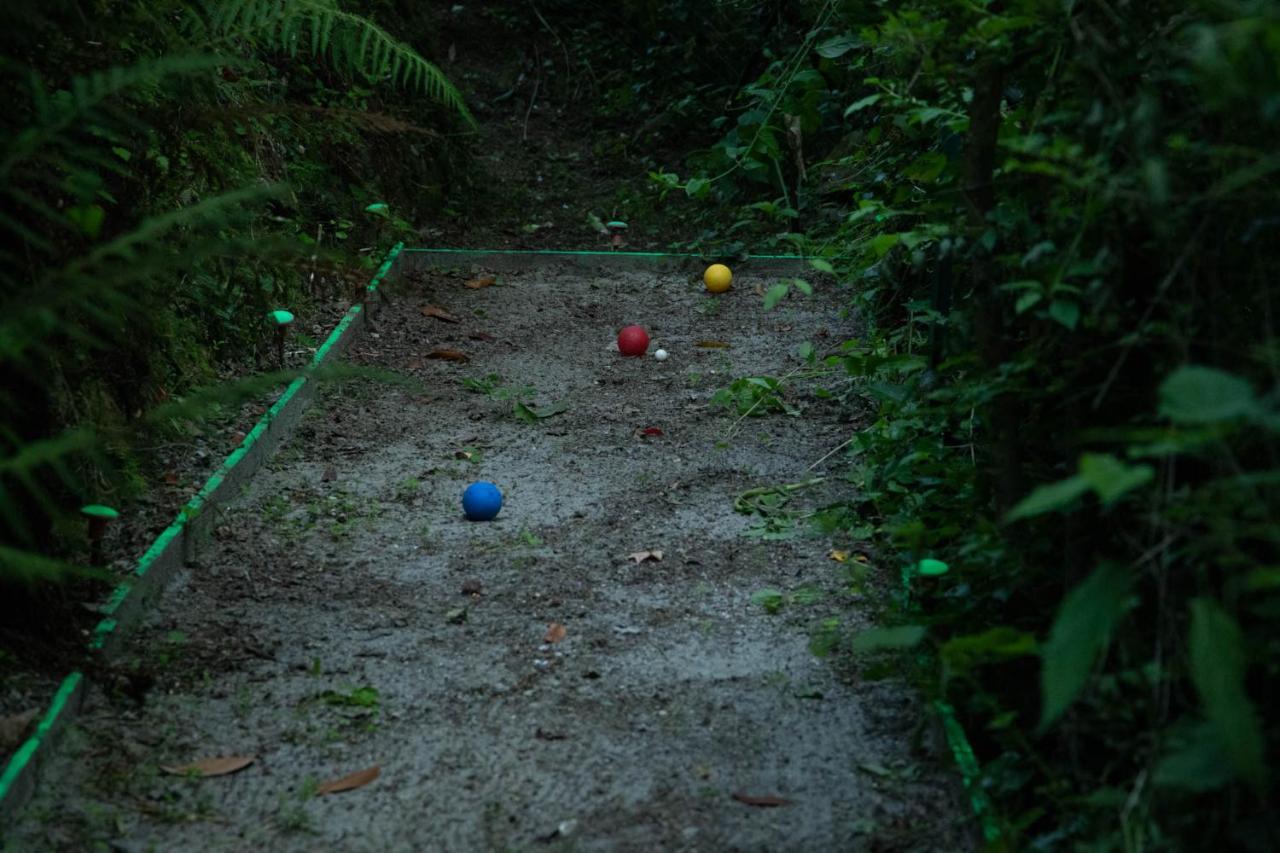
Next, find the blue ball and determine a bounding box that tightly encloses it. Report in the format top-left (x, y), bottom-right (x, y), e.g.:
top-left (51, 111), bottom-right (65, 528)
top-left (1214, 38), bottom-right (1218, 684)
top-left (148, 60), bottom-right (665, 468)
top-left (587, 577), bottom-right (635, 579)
top-left (462, 481), bottom-right (503, 521)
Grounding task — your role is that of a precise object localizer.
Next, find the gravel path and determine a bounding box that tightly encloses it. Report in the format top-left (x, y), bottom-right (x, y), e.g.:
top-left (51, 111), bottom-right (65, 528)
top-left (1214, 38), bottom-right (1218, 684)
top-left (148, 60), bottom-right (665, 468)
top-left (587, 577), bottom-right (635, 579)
top-left (7, 260), bottom-right (970, 851)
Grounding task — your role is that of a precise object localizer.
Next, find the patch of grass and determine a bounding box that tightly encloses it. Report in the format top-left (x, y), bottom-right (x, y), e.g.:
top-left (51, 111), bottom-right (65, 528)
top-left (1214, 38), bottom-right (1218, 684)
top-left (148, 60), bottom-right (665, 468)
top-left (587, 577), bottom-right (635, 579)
top-left (394, 476), bottom-right (421, 501)
top-left (261, 493), bottom-right (290, 524)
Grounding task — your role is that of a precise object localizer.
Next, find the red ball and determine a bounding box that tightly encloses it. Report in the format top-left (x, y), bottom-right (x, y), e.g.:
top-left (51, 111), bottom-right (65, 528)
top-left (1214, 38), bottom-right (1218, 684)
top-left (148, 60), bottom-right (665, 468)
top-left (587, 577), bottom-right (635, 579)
top-left (617, 325), bottom-right (650, 357)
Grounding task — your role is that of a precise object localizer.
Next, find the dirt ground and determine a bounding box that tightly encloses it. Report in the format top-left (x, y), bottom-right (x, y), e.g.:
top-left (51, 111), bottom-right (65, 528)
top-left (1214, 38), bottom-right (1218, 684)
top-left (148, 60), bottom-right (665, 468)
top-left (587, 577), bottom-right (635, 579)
top-left (5, 261), bottom-right (972, 851)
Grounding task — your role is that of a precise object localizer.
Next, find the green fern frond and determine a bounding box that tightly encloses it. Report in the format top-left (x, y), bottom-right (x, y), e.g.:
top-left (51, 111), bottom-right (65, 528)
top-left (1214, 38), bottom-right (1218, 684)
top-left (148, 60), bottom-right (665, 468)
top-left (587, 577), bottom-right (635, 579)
top-left (0, 545), bottom-right (103, 584)
top-left (197, 0), bottom-right (475, 126)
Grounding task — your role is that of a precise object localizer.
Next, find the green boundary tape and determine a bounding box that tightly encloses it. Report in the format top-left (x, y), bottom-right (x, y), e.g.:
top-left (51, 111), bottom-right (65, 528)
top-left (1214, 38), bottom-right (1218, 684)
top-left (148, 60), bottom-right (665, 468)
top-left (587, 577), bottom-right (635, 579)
top-left (0, 243), bottom-right (406, 820)
top-left (903, 562), bottom-right (1002, 845)
top-left (401, 247), bottom-right (808, 261)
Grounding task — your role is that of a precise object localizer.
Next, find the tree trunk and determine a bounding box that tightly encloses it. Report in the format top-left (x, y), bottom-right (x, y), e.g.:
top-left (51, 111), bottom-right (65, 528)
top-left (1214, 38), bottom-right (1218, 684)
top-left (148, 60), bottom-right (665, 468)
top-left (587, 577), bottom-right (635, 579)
top-left (964, 60), bottom-right (1024, 512)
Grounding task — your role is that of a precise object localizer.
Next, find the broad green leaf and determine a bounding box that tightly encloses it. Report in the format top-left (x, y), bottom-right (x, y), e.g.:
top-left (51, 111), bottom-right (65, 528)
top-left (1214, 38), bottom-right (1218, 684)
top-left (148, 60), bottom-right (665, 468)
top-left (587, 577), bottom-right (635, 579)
top-left (1078, 453), bottom-right (1153, 504)
top-left (684, 177), bottom-right (710, 198)
top-left (1158, 366), bottom-right (1258, 424)
top-left (815, 34), bottom-right (860, 59)
top-left (844, 94), bottom-right (881, 116)
top-left (869, 233), bottom-right (900, 257)
top-left (1189, 599), bottom-right (1267, 791)
top-left (1038, 563), bottom-right (1132, 730)
top-left (1015, 291), bottom-right (1041, 314)
top-left (1048, 299), bottom-right (1079, 330)
top-left (903, 152), bottom-right (946, 183)
top-left (808, 258), bottom-right (835, 274)
top-left (849, 624), bottom-right (926, 653)
top-left (1004, 474), bottom-right (1089, 522)
top-left (762, 283), bottom-right (789, 310)
top-left (1153, 719), bottom-right (1235, 792)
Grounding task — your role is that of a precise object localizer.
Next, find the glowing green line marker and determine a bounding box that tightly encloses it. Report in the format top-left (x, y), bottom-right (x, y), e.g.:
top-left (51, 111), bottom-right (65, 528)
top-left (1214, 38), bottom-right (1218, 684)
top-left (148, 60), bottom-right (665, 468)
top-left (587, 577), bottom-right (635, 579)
top-left (81, 504), bottom-right (118, 565)
top-left (269, 309), bottom-right (294, 368)
top-left (917, 558), bottom-right (950, 577)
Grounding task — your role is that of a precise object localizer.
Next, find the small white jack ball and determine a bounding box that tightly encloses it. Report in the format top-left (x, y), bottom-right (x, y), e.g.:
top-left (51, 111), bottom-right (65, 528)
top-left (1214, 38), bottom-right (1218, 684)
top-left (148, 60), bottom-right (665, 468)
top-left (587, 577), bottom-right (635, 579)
top-left (654, 348), bottom-right (669, 361)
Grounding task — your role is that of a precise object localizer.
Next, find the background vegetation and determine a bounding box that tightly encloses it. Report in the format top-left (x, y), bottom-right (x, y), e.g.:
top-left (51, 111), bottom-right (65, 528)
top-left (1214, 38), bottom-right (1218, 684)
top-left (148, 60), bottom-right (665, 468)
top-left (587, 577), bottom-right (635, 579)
top-left (603, 0), bottom-right (1278, 848)
top-left (2, 0), bottom-right (1276, 849)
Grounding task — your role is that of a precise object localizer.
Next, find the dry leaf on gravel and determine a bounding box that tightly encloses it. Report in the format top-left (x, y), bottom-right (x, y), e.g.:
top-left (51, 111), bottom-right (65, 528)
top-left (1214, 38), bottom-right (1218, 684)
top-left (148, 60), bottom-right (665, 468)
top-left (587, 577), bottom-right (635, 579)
top-left (731, 792), bottom-right (792, 807)
top-left (316, 765), bottom-right (380, 795)
top-left (421, 305), bottom-right (460, 323)
top-left (829, 550), bottom-right (848, 562)
top-left (426, 348), bottom-right (469, 363)
top-left (161, 755), bottom-right (255, 777)
top-left (627, 550), bottom-right (663, 564)
top-left (321, 465), bottom-right (337, 482)
top-left (464, 275), bottom-right (496, 289)
top-left (544, 622), bottom-right (567, 644)
top-left (0, 709), bottom-right (39, 751)
top-left (695, 340), bottom-right (731, 349)
top-left (636, 427), bottom-right (664, 438)
top-left (468, 331), bottom-right (496, 341)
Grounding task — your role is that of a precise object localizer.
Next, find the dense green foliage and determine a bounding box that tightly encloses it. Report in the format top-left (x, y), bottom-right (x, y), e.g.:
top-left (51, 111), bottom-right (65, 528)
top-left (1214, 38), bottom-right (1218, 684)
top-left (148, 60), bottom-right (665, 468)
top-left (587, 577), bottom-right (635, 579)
top-left (623, 0), bottom-right (1278, 847)
top-left (0, 0), bottom-right (468, 581)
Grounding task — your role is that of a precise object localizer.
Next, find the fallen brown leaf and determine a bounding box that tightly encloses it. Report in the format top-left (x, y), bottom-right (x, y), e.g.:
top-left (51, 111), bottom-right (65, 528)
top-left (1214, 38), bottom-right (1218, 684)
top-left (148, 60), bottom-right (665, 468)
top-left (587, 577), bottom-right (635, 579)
top-left (316, 765), bottom-right (380, 795)
top-left (544, 622), bottom-right (567, 644)
top-left (627, 550), bottom-right (663, 564)
top-left (695, 340), bottom-right (731, 349)
top-left (468, 331), bottom-right (496, 342)
top-left (321, 464), bottom-right (337, 482)
top-left (637, 427), bottom-right (664, 438)
top-left (426, 348), bottom-right (469, 363)
top-left (464, 275), bottom-right (496, 289)
top-left (163, 470), bottom-right (179, 485)
top-left (829, 550), bottom-right (848, 563)
top-left (161, 755), bottom-right (256, 777)
top-left (421, 304), bottom-right (460, 323)
top-left (0, 708), bottom-right (39, 751)
top-left (732, 792), bottom-right (792, 807)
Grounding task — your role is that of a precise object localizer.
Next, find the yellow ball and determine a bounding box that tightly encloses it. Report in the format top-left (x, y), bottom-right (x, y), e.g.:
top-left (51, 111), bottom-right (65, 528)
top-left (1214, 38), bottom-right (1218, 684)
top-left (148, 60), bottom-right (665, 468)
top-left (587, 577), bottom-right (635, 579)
top-left (704, 263), bottom-right (733, 293)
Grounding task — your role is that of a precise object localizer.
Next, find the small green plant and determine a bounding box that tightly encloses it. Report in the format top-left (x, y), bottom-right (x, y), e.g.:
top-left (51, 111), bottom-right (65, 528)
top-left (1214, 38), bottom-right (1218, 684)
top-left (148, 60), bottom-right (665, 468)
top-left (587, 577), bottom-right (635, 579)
top-left (319, 684), bottom-right (380, 710)
top-left (155, 630), bottom-right (188, 667)
top-left (461, 372), bottom-right (566, 422)
top-left (711, 376), bottom-right (799, 418)
top-left (752, 587), bottom-right (823, 615)
top-left (697, 297), bottom-right (723, 316)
